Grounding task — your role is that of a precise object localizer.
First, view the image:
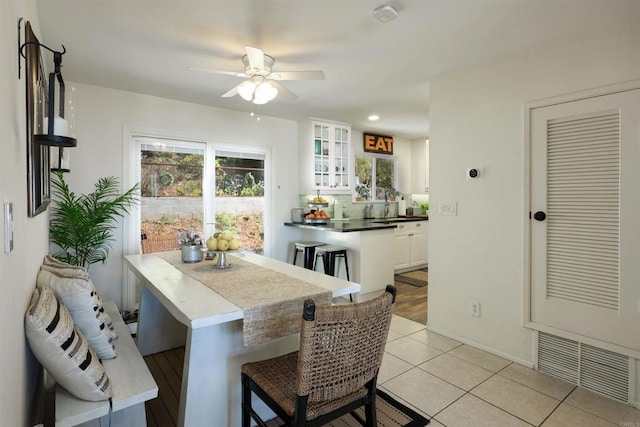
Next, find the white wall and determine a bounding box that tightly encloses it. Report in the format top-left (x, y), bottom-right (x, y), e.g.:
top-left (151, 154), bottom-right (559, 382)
top-left (1, 2), bottom-right (50, 425)
top-left (428, 18), bottom-right (640, 365)
top-left (64, 82), bottom-right (301, 307)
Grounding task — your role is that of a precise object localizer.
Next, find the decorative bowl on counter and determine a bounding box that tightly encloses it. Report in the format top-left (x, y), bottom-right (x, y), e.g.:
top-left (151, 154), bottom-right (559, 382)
top-left (303, 218), bottom-right (329, 225)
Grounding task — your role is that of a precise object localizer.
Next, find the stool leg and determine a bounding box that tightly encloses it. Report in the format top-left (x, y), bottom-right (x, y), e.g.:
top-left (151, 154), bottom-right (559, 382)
top-left (341, 252), bottom-right (353, 302)
top-left (322, 253), bottom-right (330, 276)
top-left (293, 248), bottom-right (299, 266)
top-left (328, 253), bottom-right (337, 277)
top-left (343, 254), bottom-right (350, 281)
top-left (304, 247), bottom-right (316, 270)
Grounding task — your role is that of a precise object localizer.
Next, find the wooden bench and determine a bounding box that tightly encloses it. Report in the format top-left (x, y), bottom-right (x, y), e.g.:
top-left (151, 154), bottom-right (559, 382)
top-left (54, 301), bottom-right (158, 427)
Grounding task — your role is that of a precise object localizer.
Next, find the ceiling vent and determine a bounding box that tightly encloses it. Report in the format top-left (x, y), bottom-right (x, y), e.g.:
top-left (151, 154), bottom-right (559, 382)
top-left (371, 5), bottom-right (398, 24)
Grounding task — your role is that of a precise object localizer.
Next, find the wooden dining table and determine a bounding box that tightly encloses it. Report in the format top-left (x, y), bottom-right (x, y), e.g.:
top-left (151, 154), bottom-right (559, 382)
top-left (124, 250), bottom-right (360, 427)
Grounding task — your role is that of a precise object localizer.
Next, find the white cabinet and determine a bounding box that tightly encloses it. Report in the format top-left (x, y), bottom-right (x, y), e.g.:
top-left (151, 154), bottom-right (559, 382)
top-left (394, 221), bottom-right (428, 271)
top-left (299, 119), bottom-right (351, 193)
top-left (410, 138), bottom-right (429, 193)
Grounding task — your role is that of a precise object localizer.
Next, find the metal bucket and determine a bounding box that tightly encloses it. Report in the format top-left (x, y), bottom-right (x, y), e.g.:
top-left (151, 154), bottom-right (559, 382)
top-left (291, 208), bottom-right (304, 223)
top-left (181, 245), bottom-right (203, 263)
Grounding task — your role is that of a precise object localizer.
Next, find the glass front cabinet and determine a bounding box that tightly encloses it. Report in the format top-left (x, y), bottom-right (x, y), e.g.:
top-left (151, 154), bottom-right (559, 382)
top-left (300, 119), bottom-right (352, 193)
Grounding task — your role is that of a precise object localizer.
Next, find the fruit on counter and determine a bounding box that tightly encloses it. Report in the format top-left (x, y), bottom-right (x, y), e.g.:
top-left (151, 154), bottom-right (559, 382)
top-left (308, 196), bottom-right (328, 204)
top-left (305, 210), bottom-right (329, 219)
top-left (228, 238), bottom-right (240, 250)
top-left (206, 236), bottom-right (218, 250)
top-left (207, 229), bottom-right (241, 251)
top-left (217, 239), bottom-right (229, 251)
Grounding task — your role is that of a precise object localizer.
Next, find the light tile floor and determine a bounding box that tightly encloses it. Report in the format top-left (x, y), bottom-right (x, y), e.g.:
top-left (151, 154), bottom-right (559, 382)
top-left (381, 315), bottom-right (640, 426)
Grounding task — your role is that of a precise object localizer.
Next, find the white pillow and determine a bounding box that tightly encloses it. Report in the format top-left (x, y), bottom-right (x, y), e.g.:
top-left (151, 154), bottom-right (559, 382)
top-left (41, 257), bottom-right (118, 341)
top-left (25, 287), bottom-right (113, 401)
top-left (37, 269), bottom-right (117, 359)
top-left (43, 255), bottom-right (90, 279)
top-left (40, 263), bottom-right (118, 342)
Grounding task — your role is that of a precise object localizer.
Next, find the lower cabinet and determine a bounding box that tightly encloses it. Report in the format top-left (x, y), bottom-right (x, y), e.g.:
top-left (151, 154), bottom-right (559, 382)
top-left (394, 221), bottom-right (427, 271)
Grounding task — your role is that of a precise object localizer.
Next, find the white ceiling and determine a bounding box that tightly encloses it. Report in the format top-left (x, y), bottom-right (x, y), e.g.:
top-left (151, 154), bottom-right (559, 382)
top-left (34, 0), bottom-right (640, 139)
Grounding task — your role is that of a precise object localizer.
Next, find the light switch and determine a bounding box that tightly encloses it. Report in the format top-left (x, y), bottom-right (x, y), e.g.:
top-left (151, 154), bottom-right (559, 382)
top-left (4, 202), bottom-right (14, 253)
top-left (439, 201), bottom-right (457, 216)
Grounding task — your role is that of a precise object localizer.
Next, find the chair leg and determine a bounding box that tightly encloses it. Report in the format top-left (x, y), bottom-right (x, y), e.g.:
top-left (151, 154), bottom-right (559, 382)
top-left (364, 398), bottom-right (377, 427)
top-left (293, 248), bottom-right (299, 266)
top-left (364, 378), bottom-right (378, 427)
top-left (241, 374), bottom-right (251, 427)
top-left (293, 395), bottom-right (309, 426)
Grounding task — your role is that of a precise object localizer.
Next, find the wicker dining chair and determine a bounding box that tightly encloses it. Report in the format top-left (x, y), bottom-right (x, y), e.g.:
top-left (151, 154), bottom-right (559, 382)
top-left (241, 285), bottom-right (396, 426)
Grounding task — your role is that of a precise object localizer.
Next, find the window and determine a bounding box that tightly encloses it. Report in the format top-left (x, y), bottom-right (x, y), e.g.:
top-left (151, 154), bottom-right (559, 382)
top-left (354, 154), bottom-right (397, 201)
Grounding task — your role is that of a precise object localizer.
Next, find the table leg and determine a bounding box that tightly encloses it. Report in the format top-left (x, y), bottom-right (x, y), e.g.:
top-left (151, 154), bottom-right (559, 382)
top-left (179, 320), bottom-right (299, 426)
top-left (137, 286), bottom-right (187, 356)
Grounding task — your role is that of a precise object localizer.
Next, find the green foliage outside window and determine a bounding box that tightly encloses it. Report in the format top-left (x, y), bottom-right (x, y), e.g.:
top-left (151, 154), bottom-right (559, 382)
top-left (355, 154), bottom-right (397, 201)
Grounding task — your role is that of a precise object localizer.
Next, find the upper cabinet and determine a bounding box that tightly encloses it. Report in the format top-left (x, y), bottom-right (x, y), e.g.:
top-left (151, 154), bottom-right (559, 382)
top-left (410, 138), bottom-right (429, 194)
top-left (299, 119), bottom-right (352, 193)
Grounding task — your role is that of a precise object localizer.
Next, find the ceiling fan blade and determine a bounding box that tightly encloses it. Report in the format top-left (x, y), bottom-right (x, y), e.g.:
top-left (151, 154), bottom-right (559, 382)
top-left (186, 66), bottom-right (245, 78)
top-left (270, 70), bottom-right (325, 81)
top-left (269, 80), bottom-right (298, 101)
top-left (221, 83), bottom-right (243, 98)
top-left (245, 46), bottom-right (264, 70)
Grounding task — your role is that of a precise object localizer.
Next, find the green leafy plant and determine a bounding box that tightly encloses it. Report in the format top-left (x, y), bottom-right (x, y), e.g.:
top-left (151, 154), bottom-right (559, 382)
top-left (355, 184), bottom-right (370, 200)
top-left (49, 172), bottom-right (140, 268)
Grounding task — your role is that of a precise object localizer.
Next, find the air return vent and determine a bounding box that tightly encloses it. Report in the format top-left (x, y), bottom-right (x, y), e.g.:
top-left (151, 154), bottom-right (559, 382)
top-left (538, 332), bottom-right (630, 403)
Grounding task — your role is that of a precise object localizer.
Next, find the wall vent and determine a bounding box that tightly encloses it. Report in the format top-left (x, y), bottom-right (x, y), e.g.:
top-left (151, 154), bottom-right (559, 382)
top-left (538, 332), bottom-right (630, 403)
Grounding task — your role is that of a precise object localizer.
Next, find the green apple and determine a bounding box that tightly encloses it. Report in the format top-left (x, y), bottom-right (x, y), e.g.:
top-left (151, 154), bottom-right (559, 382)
top-left (228, 238), bottom-right (240, 250)
top-left (217, 239), bottom-right (229, 251)
top-left (206, 236), bottom-right (217, 250)
top-left (221, 230), bottom-right (233, 241)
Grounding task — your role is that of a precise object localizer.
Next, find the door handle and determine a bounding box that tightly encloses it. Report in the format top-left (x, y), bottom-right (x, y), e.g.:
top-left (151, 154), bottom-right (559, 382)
top-left (533, 211), bottom-right (547, 221)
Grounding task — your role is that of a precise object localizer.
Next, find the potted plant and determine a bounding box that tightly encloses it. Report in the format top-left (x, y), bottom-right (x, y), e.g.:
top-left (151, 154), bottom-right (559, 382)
top-left (355, 184), bottom-right (370, 201)
top-left (420, 202), bottom-right (429, 215)
top-left (49, 171), bottom-right (139, 269)
top-left (385, 187), bottom-right (401, 201)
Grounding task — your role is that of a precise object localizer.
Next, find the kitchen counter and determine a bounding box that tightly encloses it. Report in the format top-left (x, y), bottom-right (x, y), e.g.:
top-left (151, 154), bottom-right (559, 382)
top-left (284, 216), bottom-right (428, 232)
top-left (285, 216), bottom-right (427, 299)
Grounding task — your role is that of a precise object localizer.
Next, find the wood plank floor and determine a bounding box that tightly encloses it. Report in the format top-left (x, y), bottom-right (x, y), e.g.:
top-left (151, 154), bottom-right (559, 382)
top-left (143, 281), bottom-right (427, 425)
top-left (392, 280), bottom-right (428, 324)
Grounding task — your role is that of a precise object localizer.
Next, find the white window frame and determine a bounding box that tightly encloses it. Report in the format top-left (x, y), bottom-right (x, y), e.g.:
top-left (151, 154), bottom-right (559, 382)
top-left (354, 153), bottom-right (398, 201)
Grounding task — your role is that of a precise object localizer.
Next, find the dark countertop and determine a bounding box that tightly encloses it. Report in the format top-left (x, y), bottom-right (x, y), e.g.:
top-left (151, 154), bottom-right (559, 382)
top-left (284, 216), bottom-right (428, 233)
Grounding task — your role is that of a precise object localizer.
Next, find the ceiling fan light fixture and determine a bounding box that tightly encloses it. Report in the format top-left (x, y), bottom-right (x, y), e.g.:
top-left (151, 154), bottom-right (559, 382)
top-left (253, 81), bottom-right (278, 104)
top-left (238, 80), bottom-right (257, 101)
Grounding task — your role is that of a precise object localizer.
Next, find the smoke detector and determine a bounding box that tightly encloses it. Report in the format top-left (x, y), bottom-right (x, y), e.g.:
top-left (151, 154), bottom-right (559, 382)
top-left (371, 5), bottom-right (398, 23)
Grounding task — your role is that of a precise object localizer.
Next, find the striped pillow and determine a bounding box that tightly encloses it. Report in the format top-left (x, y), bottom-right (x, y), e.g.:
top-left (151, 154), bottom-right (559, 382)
top-left (25, 286), bottom-right (112, 401)
top-left (41, 257), bottom-right (118, 342)
top-left (37, 269), bottom-right (117, 359)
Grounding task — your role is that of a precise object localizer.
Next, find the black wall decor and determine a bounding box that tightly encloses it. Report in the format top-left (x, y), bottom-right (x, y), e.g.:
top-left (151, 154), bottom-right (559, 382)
top-left (24, 21), bottom-right (51, 217)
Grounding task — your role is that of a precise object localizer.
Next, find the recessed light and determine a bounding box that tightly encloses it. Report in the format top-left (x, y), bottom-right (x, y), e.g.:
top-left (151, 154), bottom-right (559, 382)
top-left (368, 115), bottom-right (380, 121)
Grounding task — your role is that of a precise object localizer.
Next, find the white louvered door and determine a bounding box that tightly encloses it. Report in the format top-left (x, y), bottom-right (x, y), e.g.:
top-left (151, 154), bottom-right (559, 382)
top-left (530, 89), bottom-right (640, 352)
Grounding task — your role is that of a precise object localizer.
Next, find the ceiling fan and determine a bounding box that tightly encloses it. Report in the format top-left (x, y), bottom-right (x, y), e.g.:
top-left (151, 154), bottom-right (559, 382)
top-left (187, 46), bottom-right (325, 104)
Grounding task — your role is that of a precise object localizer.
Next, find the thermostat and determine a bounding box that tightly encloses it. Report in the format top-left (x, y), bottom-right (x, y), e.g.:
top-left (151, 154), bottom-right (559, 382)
top-left (466, 168), bottom-right (480, 179)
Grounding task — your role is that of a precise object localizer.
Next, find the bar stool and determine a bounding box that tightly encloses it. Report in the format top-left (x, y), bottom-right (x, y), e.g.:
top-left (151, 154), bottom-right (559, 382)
top-left (292, 241), bottom-right (326, 270)
top-left (313, 245), bottom-right (353, 302)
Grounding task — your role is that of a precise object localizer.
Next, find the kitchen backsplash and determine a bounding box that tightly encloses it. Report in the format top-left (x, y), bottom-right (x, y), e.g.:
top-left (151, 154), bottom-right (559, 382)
top-left (298, 193), bottom-right (429, 220)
